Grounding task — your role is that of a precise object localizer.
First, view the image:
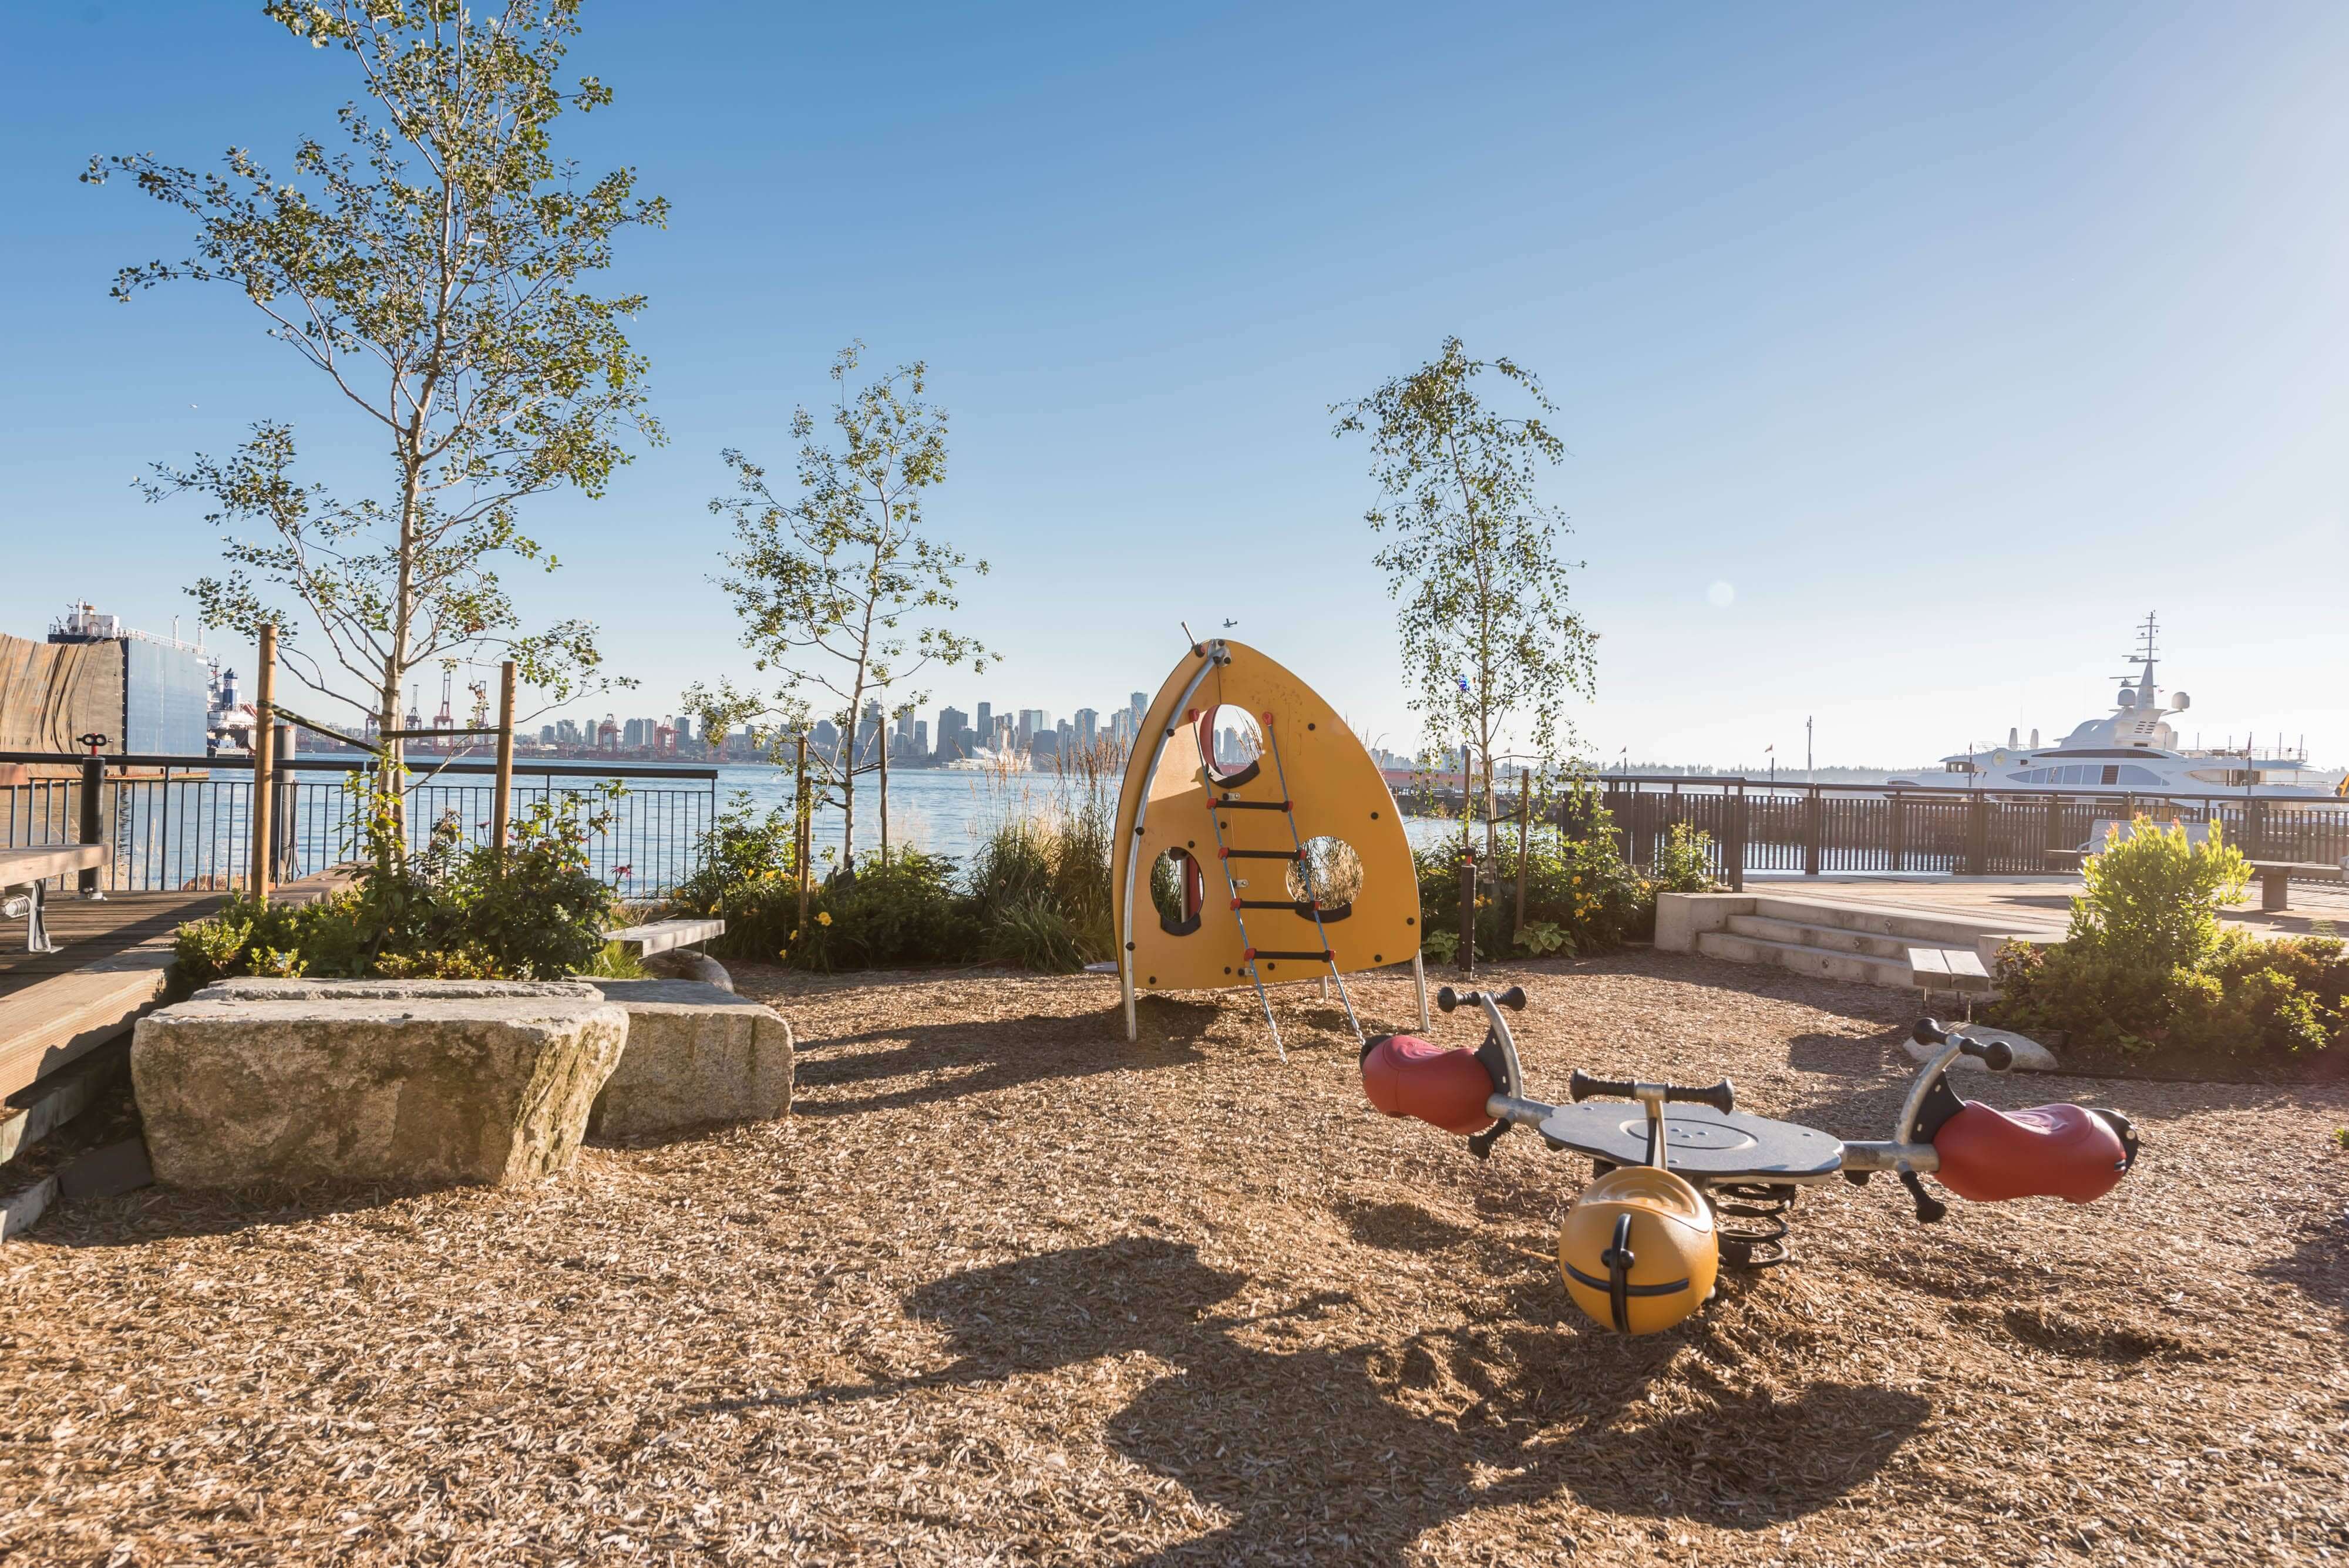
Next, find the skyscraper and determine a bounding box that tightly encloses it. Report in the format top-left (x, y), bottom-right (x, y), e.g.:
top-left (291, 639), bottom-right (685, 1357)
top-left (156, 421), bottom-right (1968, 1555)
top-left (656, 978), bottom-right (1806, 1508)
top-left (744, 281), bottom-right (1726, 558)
top-left (1016, 708), bottom-right (1046, 749)
top-left (936, 705), bottom-right (967, 761)
top-left (974, 702), bottom-right (992, 749)
top-left (1075, 708), bottom-right (1098, 748)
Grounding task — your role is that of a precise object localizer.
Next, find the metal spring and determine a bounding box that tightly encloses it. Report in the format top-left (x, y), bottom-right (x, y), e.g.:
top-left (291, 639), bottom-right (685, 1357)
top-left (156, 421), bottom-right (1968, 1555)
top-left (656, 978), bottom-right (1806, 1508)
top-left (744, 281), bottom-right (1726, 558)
top-left (1710, 1182), bottom-right (1797, 1270)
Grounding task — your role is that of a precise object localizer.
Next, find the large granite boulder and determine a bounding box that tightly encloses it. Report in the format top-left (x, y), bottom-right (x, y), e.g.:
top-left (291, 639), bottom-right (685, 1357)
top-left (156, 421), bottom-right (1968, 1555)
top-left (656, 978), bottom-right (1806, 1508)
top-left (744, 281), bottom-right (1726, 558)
top-left (586, 980), bottom-right (793, 1138)
top-left (133, 994), bottom-right (627, 1187)
top-left (195, 978), bottom-right (599, 1002)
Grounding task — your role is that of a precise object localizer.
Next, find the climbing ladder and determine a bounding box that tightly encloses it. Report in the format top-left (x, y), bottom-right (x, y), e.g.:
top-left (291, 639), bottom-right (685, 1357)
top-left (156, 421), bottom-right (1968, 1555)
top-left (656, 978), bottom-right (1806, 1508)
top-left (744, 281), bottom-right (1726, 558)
top-left (1194, 707), bottom-right (1366, 1059)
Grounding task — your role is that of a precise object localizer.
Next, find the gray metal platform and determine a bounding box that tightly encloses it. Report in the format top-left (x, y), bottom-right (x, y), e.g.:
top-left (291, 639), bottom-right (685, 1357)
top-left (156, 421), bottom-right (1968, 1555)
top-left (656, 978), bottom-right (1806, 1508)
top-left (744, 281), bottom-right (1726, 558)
top-left (1536, 1102), bottom-right (1844, 1181)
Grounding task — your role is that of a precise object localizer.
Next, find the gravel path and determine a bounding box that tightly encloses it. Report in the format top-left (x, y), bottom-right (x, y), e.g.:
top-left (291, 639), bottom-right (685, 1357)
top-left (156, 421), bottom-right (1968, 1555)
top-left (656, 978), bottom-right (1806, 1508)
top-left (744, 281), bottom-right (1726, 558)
top-left (4, 950), bottom-right (2344, 1564)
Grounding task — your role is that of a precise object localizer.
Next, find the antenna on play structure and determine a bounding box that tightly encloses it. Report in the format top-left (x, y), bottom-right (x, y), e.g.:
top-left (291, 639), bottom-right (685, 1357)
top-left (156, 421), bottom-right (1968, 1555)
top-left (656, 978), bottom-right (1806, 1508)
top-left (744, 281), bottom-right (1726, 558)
top-left (1179, 620), bottom-right (1198, 647)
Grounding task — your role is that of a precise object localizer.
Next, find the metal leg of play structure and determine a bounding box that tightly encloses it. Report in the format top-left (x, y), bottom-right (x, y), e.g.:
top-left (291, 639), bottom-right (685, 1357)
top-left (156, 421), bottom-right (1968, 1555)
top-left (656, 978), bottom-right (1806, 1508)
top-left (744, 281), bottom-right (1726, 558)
top-left (1413, 951), bottom-right (1429, 1031)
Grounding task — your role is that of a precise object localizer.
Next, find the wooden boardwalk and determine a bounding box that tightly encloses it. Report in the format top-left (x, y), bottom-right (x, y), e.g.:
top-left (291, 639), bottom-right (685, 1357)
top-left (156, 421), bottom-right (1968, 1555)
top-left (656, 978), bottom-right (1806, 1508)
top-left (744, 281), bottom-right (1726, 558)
top-left (1741, 872), bottom-right (2349, 939)
top-left (0, 890), bottom-right (225, 1001)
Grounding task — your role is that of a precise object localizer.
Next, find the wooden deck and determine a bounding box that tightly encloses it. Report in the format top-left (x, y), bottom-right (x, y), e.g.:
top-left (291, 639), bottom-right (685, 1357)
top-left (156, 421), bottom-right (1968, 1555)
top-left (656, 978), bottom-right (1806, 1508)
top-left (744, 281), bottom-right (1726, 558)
top-left (0, 890), bottom-right (225, 1001)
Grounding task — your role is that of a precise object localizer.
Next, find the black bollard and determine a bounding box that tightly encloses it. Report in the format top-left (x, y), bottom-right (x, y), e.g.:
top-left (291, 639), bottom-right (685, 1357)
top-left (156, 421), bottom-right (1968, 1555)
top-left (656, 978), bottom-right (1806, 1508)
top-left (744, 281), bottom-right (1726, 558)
top-left (1457, 846), bottom-right (1476, 976)
top-left (75, 732), bottom-right (108, 899)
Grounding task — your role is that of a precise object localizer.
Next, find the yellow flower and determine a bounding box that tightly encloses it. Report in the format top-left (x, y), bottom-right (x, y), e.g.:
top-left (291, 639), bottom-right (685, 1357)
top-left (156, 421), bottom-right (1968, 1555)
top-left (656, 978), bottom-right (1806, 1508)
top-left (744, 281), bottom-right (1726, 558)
top-left (816, 911), bottom-right (833, 927)
top-left (789, 929), bottom-right (801, 941)
top-left (777, 947), bottom-right (789, 960)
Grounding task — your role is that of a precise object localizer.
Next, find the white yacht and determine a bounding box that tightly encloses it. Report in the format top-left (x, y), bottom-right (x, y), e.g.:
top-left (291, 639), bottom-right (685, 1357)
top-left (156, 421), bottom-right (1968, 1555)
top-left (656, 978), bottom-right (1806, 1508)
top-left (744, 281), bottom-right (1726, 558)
top-left (1888, 615), bottom-right (2343, 800)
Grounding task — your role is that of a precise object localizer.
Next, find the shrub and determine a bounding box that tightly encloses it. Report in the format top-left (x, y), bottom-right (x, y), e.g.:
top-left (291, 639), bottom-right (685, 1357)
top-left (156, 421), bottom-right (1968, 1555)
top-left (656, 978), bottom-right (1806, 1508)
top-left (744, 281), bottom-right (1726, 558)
top-left (668, 792), bottom-right (805, 961)
top-left (982, 891), bottom-right (1086, 972)
top-left (1415, 796), bottom-right (1653, 962)
top-left (2071, 817), bottom-right (2249, 974)
top-left (1650, 822), bottom-right (1718, 894)
top-left (171, 779), bottom-right (618, 984)
top-left (782, 850), bottom-right (975, 973)
top-left (1991, 817), bottom-right (2341, 1070)
top-left (171, 889), bottom-right (368, 990)
top-left (1513, 919), bottom-right (1568, 956)
top-left (433, 794), bottom-right (622, 979)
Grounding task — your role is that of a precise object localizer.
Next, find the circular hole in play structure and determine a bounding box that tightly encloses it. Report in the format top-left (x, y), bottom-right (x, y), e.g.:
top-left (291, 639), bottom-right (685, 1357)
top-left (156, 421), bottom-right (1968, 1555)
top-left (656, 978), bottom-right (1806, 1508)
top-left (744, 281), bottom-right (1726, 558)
top-left (1287, 836), bottom-right (1364, 907)
top-left (1150, 848), bottom-right (1204, 934)
top-left (1197, 705), bottom-right (1262, 783)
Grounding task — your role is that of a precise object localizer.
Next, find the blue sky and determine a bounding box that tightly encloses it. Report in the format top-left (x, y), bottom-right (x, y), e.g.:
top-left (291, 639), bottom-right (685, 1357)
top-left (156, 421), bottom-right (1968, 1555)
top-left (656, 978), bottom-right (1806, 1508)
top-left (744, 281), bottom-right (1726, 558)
top-left (5, 2), bottom-right (2345, 767)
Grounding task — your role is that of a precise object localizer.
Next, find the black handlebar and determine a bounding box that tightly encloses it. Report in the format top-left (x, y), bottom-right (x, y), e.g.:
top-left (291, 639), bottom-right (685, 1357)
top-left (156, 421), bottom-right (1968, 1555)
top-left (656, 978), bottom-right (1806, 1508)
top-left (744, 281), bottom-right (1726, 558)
top-left (1912, 1018), bottom-right (2013, 1072)
top-left (1567, 1068), bottom-right (1735, 1115)
top-left (1436, 985), bottom-right (1526, 1014)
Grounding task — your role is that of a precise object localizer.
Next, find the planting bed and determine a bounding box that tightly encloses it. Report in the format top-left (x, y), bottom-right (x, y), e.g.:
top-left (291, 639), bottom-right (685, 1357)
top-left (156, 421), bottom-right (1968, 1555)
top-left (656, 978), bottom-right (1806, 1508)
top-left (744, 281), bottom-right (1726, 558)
top-left (3, 951), bottom-right (2344, 1564)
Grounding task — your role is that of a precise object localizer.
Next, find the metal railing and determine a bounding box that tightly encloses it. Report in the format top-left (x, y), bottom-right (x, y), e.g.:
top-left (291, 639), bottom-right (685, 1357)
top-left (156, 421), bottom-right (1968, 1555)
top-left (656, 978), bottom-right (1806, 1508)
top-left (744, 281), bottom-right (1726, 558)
top-left (0, 752), bottom-right (718, 897)
top-left (1581, 776), bottom-right (2349, 890)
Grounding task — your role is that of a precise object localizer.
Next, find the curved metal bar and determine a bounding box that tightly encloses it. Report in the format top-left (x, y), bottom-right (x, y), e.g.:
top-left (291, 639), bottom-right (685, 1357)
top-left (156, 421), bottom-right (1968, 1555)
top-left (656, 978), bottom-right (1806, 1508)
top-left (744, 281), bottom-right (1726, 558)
top-left (1893, 1039), bottom-right (1968, 1145)
top-left (1119, 644), bottom-right (1224, 1041)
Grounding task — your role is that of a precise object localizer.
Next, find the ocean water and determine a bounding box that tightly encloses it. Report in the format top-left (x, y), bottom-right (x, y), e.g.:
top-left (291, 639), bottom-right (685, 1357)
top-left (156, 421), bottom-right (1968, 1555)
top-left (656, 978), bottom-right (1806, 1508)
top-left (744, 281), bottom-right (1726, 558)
top-left (709, 763), bottom-right (1467, 863)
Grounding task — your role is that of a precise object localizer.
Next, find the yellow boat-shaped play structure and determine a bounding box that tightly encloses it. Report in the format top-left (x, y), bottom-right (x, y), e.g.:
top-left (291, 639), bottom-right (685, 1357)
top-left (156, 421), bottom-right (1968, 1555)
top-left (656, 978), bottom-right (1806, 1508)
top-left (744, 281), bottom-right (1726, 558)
top-left (1112, 638), bottom-right (1426, 1050)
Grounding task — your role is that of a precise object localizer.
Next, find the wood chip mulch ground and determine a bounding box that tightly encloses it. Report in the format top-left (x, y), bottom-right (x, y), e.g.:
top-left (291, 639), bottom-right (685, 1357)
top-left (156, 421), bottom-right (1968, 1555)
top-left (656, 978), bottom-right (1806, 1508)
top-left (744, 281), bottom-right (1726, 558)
top-left (4, 950), bottom-right (2345, 1566)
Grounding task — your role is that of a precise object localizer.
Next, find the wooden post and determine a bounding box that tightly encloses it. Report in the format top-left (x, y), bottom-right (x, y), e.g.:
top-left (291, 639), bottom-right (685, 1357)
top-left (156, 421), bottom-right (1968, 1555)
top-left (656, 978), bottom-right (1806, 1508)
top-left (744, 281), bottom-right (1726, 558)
top-left (491, 659), bottom-right (517, 862)
top-left (1803, 787), bottom-right (1823, 877)
top-left (250, 624), bottom-right (276, 903)
top-left (795, 733), bottom-right (812, 929)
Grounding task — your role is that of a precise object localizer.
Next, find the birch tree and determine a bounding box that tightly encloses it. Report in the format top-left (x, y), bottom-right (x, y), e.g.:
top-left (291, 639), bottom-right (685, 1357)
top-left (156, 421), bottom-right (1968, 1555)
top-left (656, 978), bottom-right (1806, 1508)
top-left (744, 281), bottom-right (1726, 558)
top-left (687, 344), bottom-right (992, 871)
top-left (1332, 338), bottom-right (1596, 858)
top-left (85, 0), bottom-right (662, 788)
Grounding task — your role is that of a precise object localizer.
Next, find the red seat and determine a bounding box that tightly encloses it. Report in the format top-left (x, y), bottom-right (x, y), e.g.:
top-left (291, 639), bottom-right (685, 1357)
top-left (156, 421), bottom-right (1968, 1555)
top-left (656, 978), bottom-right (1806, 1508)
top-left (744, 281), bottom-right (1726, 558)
top-left (1361, 1035), bottom-right (1496, 1135)
top-left (1931, 1102), bottom-right (2129, 1204)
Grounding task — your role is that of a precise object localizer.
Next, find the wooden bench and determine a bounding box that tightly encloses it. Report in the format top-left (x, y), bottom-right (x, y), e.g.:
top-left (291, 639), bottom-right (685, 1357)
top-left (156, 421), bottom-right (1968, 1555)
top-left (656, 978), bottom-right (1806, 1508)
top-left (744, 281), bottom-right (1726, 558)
top-left (603, 917), bottom-right (725, 958)
top-left (2044, 819), bottom-right (2203, 871)
top-left (1907, 945), bottom-right (1993, 1018)
top-left (0, 846), bottom-right (109, 954)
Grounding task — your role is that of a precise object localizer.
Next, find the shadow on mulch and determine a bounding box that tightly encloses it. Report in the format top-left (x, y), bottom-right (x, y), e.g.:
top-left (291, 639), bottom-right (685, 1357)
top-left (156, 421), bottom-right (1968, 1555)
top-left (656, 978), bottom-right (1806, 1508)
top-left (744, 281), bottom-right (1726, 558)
top-left (1786, 1026), bottom-right (1913, 1076)
top-left (29, 1176), bottom-right (461, 1249)
top-left (790, 1005), bottom-right (1210, 1118)
top-left (693, 1238), bottom-right (1925, 1561)
top-left (2255, 1210), bottom-right (2349, 1324)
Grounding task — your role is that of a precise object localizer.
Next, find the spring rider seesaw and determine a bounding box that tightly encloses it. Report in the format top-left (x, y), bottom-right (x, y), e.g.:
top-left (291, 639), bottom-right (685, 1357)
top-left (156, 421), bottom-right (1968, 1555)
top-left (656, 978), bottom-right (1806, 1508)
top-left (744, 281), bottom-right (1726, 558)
top-left (1361, 987), bottom-right (2141, 1334)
